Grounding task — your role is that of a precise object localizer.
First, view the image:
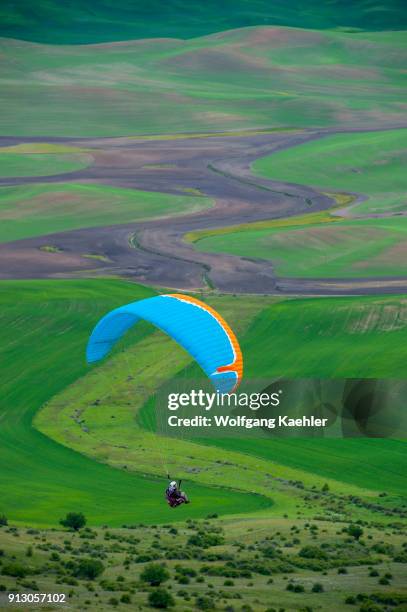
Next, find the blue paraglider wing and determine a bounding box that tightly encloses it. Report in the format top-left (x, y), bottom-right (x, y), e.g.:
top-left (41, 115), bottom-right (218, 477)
top-left (86, 294), bottom-right (243, 394)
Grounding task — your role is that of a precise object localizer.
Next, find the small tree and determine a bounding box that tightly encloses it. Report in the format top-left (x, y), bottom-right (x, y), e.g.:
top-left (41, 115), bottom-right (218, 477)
top-left (140, 564), bottom-right (169, 587)
top-left (60, 512), bottom-right (86, 531)
top-left (322, 483), bottom-right (330, 492)
top-left (0, 515), bottom-right (8, 527)
top-left (148, 588), bottom-right (174, 609)
top-left (347, 524), bottom-right (363, 541)
top-left (73, 558), bottom-right (104, 580)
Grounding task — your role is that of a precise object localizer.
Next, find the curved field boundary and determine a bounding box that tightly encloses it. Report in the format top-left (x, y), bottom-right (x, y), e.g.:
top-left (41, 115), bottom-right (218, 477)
top-left (0, 279), bottom-right (269, 526)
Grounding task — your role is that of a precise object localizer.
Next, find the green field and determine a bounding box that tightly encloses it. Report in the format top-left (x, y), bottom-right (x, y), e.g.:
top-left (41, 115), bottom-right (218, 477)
top-left (0, 183), bottom-right (212, 243)
top-left (195, 217), bottom-right (407, 278)
top-left (253, 129), bottom-right (407, 215)
top-left (2, 281), bottom-right (406, 528)
top-left (36, 291), bottom-right (407, 516)
top-left (242, 296), bottom-right (407, 379)
top-left (1, 1), bottom-right (407, 607)
top-left (0, 280), bottom-right (267, 526)
top-left (1, 0), bottom-right (405, 43)
top-left (194, 130), bottom-right (407, 278)
top-left (0, 151), bottom-right (92, 178)
top-left (1, 28), bottom-right (405, 136)
top-left (205, 439), bottom-right (407, 497)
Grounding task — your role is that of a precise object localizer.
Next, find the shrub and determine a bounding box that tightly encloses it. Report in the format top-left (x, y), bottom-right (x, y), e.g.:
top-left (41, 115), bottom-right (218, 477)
top-left (188, 533), bottom-right (224, 549)
top-left (73, 558), bottom-right (104, 580)
top-left (2, 562), bottom-right (29, 578)
top-left (174, 565), bottom-right (196, 577)
top-left (195, 595), bottom-right (214, 610)
top-left (298, 546), bottom-right (327, 560)
top-left (263, 546), bottom-right (279, 559)
top-left (312, 582), bottom-right (324, 593)
top-left (371, 543), bottom-right (393, 555)
top-left (345, 595), bottom-right (356, 604)
top-left (60, 512), bottom-right (86, 531)
top-left (136, 554), bottom-right (153, 563)
top-left (120, 594), bottom-right (131, 604)
top-left (347, 525), bottom-right (363, 541)
top-left (21, 579), bottom-right (39, 591)
top-left (358, 603), bottom-right (382, 612)
top-left (148, 588), bottom-right (174, 609)
top-left (140, 564), bottom-right (169, 586)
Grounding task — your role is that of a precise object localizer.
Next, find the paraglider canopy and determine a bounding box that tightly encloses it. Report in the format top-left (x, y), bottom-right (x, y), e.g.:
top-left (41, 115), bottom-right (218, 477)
top-left (86, 294), bottom-right (243, 393)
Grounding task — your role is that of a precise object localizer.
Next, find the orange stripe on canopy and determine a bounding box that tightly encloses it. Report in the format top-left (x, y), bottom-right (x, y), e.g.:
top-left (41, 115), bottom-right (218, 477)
top-left (167, 294), bottom-right (243, 390)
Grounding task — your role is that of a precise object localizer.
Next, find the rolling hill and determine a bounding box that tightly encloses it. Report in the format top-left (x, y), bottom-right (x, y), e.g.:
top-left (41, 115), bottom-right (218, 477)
top-left (195, 130), bottom-right (407, 278)
top-left (0, 280), bottom-right (267, 526)
top-left (1, 28), bottom-right (405, 136)
top-left (1, 0), bottom-right (406, 44)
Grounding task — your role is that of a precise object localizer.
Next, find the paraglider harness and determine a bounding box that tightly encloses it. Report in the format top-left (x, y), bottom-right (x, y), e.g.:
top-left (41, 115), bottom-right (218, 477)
top-left (165, 477), bottom-right (189, 508)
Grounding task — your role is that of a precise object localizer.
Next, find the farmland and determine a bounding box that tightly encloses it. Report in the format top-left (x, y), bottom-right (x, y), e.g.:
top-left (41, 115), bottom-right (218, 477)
top-left (0, 280), bottom-right (266, 527)
top-left (0, 280), bottom-right (406, 610)
top-left (0, 151), bottom-right (92, 178)
top-left (0, 1), bottom-right (406, 606)
top-left (0, 183), bottom-right (212, 243)
top-left (1, 29), bottom-right (406, 137)
top-left (252, 130), bottom-right (407, 216)
top-left (35, 290), bottom-right (407, 512)
top-left (195, 217), bottom-right (407, 278)
top-left (194, 130), bottom-right (407, 278)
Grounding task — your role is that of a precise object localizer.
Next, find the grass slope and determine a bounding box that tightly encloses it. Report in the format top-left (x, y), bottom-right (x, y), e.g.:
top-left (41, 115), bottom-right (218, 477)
top-left (0, 280), bottom-right (266, 526)
top-left (205, 439), bottom-right (407, 497)
top-left (195, 130), bottom-right (407, 278)
top-left (37, 293), bottom-right (407, 506)
top-left (1, 0), bottom-right (406, 43)
top-left (253, 130), bottom-right (407, 215)
top-left (191, 295), bottom-right (407, 497)
top-left (195, 217), bottom-right (407, 278)
top-left (242, 296), bottom-right (407, 379)
top-left (1, 28), bottom-right (406, 136)
top-left (0, 152), bottom-right (92, 178)
top-left (0, 184), bottom-right (212, 243)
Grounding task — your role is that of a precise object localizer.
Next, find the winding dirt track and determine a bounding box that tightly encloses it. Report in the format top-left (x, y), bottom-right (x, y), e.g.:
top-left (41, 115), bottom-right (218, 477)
top-left (1, 128), bottom-right (407, 295)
